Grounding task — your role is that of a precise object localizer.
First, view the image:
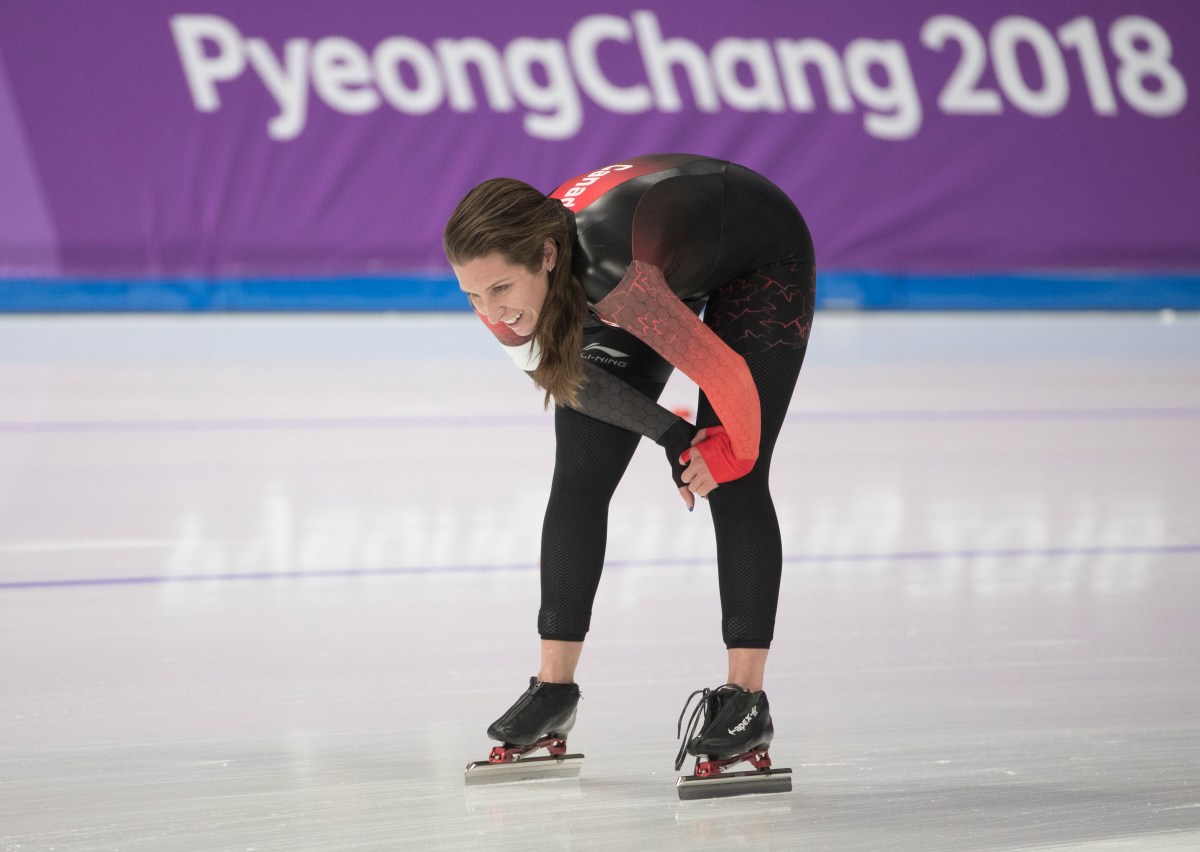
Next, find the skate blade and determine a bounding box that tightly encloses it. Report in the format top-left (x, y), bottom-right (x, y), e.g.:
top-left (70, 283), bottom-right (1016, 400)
top-left (676, 767), bottom-right (792, 800)
top-left (464, 753), bottom-right (584, 785)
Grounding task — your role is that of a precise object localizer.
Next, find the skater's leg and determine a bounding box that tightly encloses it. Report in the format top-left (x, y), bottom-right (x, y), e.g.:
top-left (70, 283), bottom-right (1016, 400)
top-left (539, 639), bottom-right (583, 683)
top-left (727, 647), bottom-right (769, 692)
top-left (538, 375), bottom-right (667, 642)
top-left (697, 345), bottom-right (806, 654)
top-left (697, 253), bottom-right (814, 659)
top-left (674, 346), bottom-right (805, 797)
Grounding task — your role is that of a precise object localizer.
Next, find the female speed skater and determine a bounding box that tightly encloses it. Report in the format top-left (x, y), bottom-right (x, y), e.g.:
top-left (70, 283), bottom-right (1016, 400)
top-left (444, 153), bottom-right (814, 798)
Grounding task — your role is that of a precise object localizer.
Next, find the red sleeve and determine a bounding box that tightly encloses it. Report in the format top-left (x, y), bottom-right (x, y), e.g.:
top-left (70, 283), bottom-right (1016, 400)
top-left (593, 261), bottom-right (760, 464)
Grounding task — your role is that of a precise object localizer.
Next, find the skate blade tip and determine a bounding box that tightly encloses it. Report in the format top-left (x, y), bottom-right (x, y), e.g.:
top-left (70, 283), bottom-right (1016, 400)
top-left (675, 767), bottom-right (792, 800)
top-left (464, 754), bottom-right (585, 785)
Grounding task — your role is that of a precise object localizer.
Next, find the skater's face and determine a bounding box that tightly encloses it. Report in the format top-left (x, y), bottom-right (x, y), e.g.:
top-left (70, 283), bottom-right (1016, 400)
top-left (453, 239), bottom-right (556, 339)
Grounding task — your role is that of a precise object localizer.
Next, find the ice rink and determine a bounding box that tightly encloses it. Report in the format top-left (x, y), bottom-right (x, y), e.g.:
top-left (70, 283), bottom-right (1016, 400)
top-left (1, 312), bottom-right (1198, 851)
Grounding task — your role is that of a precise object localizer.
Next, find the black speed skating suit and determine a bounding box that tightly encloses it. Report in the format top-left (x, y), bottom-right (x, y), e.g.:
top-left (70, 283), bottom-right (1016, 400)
top-left (479, 154), bottom-right (814, 648)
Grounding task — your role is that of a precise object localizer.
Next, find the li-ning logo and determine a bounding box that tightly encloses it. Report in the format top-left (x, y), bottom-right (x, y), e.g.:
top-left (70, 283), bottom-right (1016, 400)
top-left (582, 342), bottom-right (629, 368)
top-left (728, 706), bottom-right (758, 735)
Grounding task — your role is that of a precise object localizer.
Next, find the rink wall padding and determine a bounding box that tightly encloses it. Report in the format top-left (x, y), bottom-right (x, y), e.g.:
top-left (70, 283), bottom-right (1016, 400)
top-left (3, 273), bottom-right (1199, 313)
top-left (1, 1), bottom-right (1198, 310)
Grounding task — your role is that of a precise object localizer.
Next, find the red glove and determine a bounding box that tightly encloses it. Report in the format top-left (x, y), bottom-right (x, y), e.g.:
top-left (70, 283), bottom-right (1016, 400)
top-left (680, 426), bottom-right (756, 483)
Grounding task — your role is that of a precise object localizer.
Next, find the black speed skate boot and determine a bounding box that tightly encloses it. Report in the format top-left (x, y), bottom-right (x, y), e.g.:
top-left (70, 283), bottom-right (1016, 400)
top-left (674, 683), bottom-right (792, 800)
top-left (464, 677), bottom-right (584, 784)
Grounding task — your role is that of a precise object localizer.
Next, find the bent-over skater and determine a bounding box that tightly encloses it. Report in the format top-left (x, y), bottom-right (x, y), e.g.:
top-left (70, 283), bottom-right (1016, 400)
top-left (444, 153), bottom-right (814, 798)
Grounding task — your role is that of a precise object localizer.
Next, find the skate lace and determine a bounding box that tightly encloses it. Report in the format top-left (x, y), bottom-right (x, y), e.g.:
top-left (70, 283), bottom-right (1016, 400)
top-left (674, 683), bottom-right (738, 771)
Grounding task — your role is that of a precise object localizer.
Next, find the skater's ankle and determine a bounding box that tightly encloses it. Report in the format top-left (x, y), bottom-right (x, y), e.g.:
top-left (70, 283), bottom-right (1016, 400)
top-left (726, 647), bottom-right (768, 693)
top-left (539, 639), bottom-right (583, 684)
top-left (728, 678), bottom-right (763, 692)
top-left (536, 673), bottom-right (577, 685)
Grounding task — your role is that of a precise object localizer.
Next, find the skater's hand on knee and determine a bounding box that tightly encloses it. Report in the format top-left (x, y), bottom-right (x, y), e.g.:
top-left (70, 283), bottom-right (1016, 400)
top-left (657, 418), bottom-right (697, 499)
top-left (681, 428), bottom-right (719, 502)
top-left (682, 425), bottom-right (756, 485)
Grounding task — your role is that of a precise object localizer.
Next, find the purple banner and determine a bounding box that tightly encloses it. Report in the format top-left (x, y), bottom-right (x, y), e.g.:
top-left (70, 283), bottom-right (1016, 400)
top-left (1, 1), bottom-right (1197, 280)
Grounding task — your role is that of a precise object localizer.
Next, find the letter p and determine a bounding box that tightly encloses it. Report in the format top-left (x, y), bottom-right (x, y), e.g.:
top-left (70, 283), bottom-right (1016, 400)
top-left (170, 15), bottom-right (247, 111)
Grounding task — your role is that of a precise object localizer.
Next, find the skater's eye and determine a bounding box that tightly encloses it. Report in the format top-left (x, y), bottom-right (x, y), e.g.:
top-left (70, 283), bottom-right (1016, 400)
top-left (491, 284), bottom-right (510, 295)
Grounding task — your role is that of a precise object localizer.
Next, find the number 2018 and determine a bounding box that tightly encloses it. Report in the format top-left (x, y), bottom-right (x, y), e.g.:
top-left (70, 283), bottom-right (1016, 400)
top-left (921, 14), bottom-right (1187, 118)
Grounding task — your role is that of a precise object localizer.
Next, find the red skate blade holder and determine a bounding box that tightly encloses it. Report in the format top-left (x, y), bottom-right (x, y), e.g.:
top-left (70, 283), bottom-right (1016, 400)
top-left (676, 749), bottom-right (793, 800)
top-left (464, 736), bottom-right (584, 785)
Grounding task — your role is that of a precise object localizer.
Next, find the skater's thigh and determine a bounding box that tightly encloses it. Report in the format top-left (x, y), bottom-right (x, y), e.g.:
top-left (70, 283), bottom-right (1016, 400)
top-left (695, 346), bottom-right (805, 462)
top-left (551, 391), bottom-right (662, 491)
top-left (552, 332), bottom-right (668, 486)
top-left (553, 404), bottom-right (641, 477)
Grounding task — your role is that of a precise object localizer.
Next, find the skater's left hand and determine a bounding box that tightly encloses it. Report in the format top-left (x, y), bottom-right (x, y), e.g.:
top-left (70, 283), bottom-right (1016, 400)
top-left (678, 428), bottom-right (718, 510)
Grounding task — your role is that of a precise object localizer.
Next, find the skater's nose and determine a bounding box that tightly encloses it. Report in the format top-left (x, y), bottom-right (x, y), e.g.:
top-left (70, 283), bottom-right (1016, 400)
top-left (482, 296), bottom-right (505, 324)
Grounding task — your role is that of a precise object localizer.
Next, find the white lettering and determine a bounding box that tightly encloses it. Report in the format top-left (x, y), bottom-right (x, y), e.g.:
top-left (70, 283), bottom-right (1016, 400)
top-left (435, 37), bottom-right (515, 112)
top-left (245, 37), bottom-right (311, 141)
top-left (774, 38), bottom-right (854, 112)
top-left (311, 37), bottom-right (380, 115)
top-left (558, 164), bottom-right (633, 208)
top-left (170, 15), bottom-right (247, 111)
top-left (712, 37), bottom-right (785, 112)
top-left (505, 38), bottom-right (582, 140)
top-left (569, 14), bottom-right (652, 113)
top-left (632, 10), bottom-right (719, 112)
top-left (728, 706), bottom-right (758, 735)
top-left (374, 37), bottom-right (442, 114)
top-left (844, 39), bottom-right (922, 140)
top-left (170, 11), bottom-right (1123, 143)
top-left (990, 17), bottom-right (1069, 117)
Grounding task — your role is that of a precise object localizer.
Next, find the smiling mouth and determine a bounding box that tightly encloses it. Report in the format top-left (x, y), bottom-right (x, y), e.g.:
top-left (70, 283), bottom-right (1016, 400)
top-left (504, 312), bottom-right (524, 326)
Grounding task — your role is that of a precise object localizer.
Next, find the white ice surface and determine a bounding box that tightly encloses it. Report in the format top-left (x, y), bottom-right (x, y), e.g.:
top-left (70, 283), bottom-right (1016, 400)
top-left (1, 312), bottom-right (1198, 851)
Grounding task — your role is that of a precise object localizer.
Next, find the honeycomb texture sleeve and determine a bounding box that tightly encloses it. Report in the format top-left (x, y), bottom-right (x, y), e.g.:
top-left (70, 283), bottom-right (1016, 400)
top-left (574, 361), bottom-right (681, 442)
top-left (593, 261), bottom-right (760, 463)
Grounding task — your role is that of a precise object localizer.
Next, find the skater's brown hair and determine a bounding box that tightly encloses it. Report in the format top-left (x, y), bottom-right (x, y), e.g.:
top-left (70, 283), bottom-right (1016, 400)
top-left (444, 179), bottom-right (587, 409)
